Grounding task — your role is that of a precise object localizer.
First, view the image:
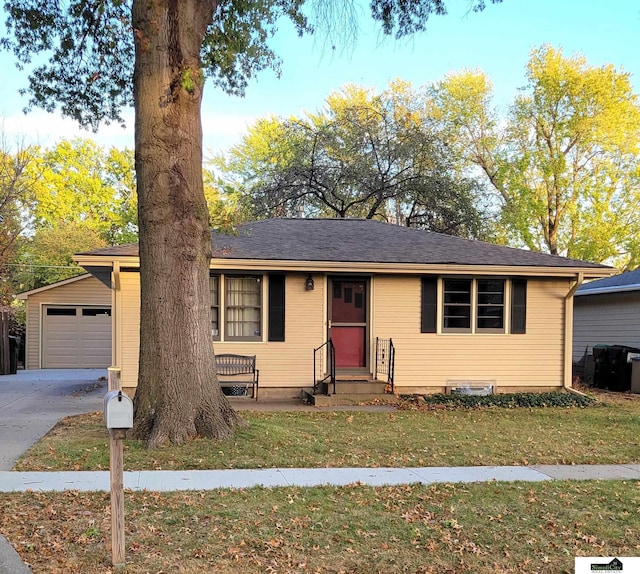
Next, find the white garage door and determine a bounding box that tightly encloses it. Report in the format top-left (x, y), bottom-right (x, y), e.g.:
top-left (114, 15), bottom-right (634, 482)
top-left (42, 306), bottom-right (112, 368)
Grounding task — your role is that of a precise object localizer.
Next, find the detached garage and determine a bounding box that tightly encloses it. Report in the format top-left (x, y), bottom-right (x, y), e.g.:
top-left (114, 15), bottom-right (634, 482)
top-left (18, 274), bottom-right (112, 369)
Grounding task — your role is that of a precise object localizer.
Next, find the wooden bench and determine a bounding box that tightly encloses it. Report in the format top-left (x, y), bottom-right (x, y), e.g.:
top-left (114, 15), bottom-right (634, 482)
top-left (215, 354), bottom-right (259, 400)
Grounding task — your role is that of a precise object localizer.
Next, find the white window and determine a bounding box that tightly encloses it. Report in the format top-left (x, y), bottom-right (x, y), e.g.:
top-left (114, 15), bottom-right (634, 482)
top-left (443, 278), bottom-right (472, 332)
top-left (209, 275), bottom-right (220, 340)
top-left (225, 276), bottom-right (262, 341)
top-left (442, 278), bottom-right (505, 334)
top-left (476, 279), bottom-right (505, 331)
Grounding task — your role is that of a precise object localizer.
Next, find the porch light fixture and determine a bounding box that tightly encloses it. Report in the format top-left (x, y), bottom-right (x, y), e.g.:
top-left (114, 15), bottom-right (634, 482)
top-left (305, 274), bottom-right (314, 291)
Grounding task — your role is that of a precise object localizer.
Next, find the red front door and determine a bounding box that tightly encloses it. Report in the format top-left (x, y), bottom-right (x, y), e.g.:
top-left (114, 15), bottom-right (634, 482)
top-left (330, 279), bottom-right (367, 368)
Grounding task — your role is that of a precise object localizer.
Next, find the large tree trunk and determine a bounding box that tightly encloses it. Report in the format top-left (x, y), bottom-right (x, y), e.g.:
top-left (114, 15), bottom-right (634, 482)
top-left (131, 0), bottom-right (242, 447)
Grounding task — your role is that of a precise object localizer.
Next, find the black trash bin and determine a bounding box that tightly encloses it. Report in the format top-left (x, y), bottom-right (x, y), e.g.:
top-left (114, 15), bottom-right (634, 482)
top-left (7, 336), bottom-right (17, 374)
top-left (592, 344), bottom-right (611, 388)
top-left (607, 345), bottom-right (640, 392)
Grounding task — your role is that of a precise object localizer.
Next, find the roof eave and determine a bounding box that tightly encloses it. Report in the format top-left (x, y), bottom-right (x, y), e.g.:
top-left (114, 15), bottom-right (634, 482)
top-left (576, 283), bottom-right (640, 297)
top-left (74, 255), bottom-right (137, 268)
top-left (209, 260), bottom-right (612, 278)
top-left (16, 273), bottom-right (92, 299)
top-left (74, 254), bottom-right (613, 278)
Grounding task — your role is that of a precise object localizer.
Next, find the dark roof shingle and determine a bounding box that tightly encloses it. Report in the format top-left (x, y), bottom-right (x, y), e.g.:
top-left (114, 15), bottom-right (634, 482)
top-left (81, 218), bottom-right (609, 269)
top-left (577, 269), bottom-right (640, 294)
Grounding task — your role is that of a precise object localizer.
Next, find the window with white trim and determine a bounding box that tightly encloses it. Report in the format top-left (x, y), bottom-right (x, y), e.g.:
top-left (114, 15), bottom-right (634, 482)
top-left (209, 275), bottom-right (220, 340)
top-left (422, 277), bottom-right (525, 335)
top-left (443, 278), bottom-right (472, 331)
top-left (476, 279), bottom-right (505, 331)
top-left (225, 275), bottom-right (262, 341)
top-left (442, 278), bottom-right (505, 333)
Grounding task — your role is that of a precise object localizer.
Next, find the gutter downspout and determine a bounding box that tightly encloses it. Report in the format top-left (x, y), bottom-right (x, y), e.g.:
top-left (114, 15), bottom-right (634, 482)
top-left (564, 272), bottom-right (584, 390)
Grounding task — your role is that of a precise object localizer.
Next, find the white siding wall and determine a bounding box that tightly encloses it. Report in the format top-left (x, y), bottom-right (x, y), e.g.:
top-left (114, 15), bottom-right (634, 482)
top-left (573, 292), bottom-right (640, 362)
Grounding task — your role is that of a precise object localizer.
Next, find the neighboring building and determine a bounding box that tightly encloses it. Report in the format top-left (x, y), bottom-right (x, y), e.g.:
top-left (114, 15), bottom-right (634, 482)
top-left (75, 218), bottom-right (611, 397)
top-left (573, 269), bottom-right (640, 367)
top-left (17, 274), bottom-right (112, 369)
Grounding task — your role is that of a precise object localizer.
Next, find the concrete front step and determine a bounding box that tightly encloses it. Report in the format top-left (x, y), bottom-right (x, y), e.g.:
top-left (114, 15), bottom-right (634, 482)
top-left (303, 391), bottom-right (398, 407)
top-left (334, 373), bottom-right (374, 381)
top-left (318, 380), bottom-right (387, 395)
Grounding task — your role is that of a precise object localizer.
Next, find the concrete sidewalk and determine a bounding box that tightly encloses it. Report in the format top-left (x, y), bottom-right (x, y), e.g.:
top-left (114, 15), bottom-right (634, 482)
top-left (1, 464), bottom-right (640, 493)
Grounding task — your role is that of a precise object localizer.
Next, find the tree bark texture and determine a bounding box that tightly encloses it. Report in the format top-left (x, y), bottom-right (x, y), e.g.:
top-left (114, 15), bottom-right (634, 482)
top-left (131, 0), bottom-right (242, 447)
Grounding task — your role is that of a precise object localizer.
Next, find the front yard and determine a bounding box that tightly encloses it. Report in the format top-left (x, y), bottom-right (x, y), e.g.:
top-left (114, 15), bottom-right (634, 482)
top-left (14, 390), bottom-right (640, 471)
top-left (2, 480), bottom-right (639, 573)
top-left (2, 387), bottom-right (640, 573)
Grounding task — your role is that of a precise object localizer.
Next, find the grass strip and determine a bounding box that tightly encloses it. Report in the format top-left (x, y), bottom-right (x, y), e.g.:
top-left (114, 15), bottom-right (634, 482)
top-left (15, 399), bottom-right (640, 471)
top-left (1, 480), bottom-right (638, 573)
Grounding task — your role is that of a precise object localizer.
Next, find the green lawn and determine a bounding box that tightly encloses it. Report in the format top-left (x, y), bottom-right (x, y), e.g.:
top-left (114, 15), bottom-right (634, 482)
top-left (5, 389), bottom-right (640, 573)
top-left (1, 480), bottom-right (639, 573)
top-left (14, 391), bottom-right (640, 471)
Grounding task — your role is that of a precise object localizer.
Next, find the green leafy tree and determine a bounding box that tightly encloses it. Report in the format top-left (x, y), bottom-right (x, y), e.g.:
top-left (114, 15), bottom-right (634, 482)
top-left (217, 81), bottom-right (484, 237)
top-left (8, 139), bottom-right (138, 293)
top-left (29, 139), bottom-right (137, 245)
top-left (432, 46), bottom-right (640, 267)
top-left (103, 146), bottom-right (139, 244)
top-left (0, 0), bottom-right (501, 446)
top-left (0, 136), bottom-right (40, 305)
top-left (203, 169), bottom-right (241, 231)
top-left (14, 224), bottom-right (106, 291)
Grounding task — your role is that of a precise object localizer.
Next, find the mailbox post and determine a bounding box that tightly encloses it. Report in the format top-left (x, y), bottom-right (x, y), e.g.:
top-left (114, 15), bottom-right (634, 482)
top-left (104, 382), bottom-right (133, 567)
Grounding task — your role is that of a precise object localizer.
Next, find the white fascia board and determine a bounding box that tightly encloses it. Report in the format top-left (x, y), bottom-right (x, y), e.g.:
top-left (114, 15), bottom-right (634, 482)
top-left (209, 259), bottom-right (612, 278)
top-left (74, 254), bottom-right (613, 280)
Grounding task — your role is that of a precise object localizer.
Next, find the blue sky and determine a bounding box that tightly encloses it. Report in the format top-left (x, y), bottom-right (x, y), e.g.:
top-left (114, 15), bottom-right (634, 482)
top-left (0, 0), bottom-right (638, 158)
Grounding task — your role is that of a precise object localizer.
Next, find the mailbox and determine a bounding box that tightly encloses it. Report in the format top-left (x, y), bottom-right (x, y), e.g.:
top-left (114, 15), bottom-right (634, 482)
top-left (104, 390), bottom-right (134, 430)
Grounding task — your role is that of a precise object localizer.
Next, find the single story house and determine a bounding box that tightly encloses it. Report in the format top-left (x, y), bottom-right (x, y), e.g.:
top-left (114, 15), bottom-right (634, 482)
top-left (573, 269), bottom-right (640, 369)
top-left (75, 218), bottom-right (611, 398)
top-left (17, 274), bottom-right (112, 369)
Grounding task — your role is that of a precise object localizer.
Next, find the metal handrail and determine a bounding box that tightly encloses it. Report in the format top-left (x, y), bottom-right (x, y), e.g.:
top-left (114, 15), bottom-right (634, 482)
top-left (375, 337), bottom-right (396, 393)
top-left (313, 338), bottom-right (336, 395)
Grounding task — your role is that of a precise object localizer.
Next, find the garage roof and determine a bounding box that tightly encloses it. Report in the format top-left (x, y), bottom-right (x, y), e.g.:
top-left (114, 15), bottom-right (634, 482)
top-left (16, 274), bottom-right (93, 300)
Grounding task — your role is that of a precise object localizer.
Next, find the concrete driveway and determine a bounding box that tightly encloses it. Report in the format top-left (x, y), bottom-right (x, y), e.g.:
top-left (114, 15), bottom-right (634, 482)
top-left (0, 369), bottom-right (107, 471)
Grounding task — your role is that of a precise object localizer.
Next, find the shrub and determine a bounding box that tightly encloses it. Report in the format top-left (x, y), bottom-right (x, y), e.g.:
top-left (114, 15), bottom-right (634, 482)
top-left (399, 391), bottom-right (597, 410)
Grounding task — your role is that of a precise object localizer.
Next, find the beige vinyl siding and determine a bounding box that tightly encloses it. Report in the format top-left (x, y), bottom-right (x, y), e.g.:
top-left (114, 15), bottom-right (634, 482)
top-left (573, 291), bottom-right (640, 362)
top-left (120, 271), bottom-right (141, 389)
top-left (24, 275), bottom-right (111, 369)
top-left (118, 272), bottom-right (326, 390)
top-left (215, 274), bottom-right (325, 388)
top-left (373, 275), bottom-right (568, 390)
top-left (117, 270), bottom-right (571, 392)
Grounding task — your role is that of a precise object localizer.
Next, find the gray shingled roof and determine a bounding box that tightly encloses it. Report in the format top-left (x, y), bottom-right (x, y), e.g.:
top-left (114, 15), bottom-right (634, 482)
top-left (577, 269), bottom-right (640, 295)
top-left (80, 218), bottom-right (608, 269)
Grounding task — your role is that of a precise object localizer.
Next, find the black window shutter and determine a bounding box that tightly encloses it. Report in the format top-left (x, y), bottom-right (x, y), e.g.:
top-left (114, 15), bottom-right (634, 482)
top-left (511, 279), bottom-right (527, 334)
top-left (421, 277), bottom-right (437, 333)
top-left (268, 274), bottom-right (286, 342)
